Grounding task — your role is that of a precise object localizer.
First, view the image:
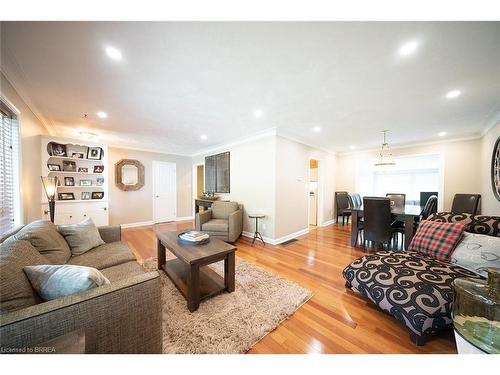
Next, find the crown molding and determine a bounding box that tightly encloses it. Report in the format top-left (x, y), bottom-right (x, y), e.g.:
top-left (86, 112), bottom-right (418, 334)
top-left (480, 105), bottom-right (500, 137)
top-left (1, 45), bottom-right (57, 136)
top-left (275, 131), bottom-right (337, 156)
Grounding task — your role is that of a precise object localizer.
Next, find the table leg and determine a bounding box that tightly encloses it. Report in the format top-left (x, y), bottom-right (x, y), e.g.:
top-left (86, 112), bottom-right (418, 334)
top-left (157, 238), bottom-right (166, 270)
top-left (224, 251), bottom-right (235, 293)
top-left (404, 216), bottom-right (415, 250)
top-left (350, 210), bottom-right (359, 247)
top-left (187, 264), bottom-right (200, 312)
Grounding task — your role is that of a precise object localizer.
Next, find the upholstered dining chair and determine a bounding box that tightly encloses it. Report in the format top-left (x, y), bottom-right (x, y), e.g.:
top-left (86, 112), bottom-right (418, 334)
top-left (195, 201), bottom-right (243, 243)
top-left (349, 193), bottom-right (362, 208)
top-left (420, 195), bottom-right (438, 220)
top-left (363, 197), bottom-right (396, 249)
top-left (335, 191), bottom-right (351, 225)
top-left (386, 193), bottom-right (406, 211)
top-left (451, 194), bottom-right (481, 215)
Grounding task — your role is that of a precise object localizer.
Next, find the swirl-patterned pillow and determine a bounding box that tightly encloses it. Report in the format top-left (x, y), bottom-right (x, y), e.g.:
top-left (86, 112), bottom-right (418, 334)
top-left (428, 212), bottom-right (500, 237)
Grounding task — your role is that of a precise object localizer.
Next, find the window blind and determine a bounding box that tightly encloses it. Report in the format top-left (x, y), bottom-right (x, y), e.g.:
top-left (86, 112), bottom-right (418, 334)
top-left (0, 103), bottom-right (19, 234)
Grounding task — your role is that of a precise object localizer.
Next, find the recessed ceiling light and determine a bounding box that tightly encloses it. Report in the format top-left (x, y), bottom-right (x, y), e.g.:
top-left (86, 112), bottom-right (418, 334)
top-left (313, 126), bottom-right (321, 133)
top-left (399, 40), bottom-right (419, 56)
top-left (438, 131), bottom-right (447, 137)
top-left (445, 90), bottom-right (462, 99)
top-left (349, 145), bottom-right (356, 150)
top-left (96, 111), bottom-right (108, 119)
top-left (105, 46), bottom-right (122, 61)
top-left (200, 134), bottom-right (208, 141)
top-left (253, 109), bottom-right (263, 118)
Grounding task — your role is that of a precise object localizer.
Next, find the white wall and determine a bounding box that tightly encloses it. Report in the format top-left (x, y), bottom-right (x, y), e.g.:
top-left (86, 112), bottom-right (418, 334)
top-left (108, 147), bottom-right (193, 225)
top-left (336, 138), bottom-right (483, 212)
top-left (274, 136), bottom-right (336, 239)
top-left (193, 134), bottom-right (277, 239)
top-left (481, 122), bottom-right (500, 215)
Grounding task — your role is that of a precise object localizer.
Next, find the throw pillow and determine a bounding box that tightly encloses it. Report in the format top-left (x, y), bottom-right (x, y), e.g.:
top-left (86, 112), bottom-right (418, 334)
top-left (450, 232), bottom-right (500, 277)
top-left (0, 238), bottom-right (48, 313)
top-left (58, 218), bottom-right (105, 256)
top-left (408, 219), bottom-right (465, 262)
top-left (23, 264), bottom-right (110, 301)
top-left (14, 220), bottom-right (71, 264)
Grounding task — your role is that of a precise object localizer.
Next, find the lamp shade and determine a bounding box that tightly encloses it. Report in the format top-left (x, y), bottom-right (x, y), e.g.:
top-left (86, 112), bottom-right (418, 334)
top-left (41, 176), bottom-right (58, 201)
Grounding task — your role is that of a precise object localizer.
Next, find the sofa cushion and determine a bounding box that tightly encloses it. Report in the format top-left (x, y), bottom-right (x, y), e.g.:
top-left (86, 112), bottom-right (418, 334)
top-left (0, 239), bottom-right (48, 314)
top-left (14, 220), bottom-right (71, 264)
top-left (66, 241), bottom-right (136, 270)
top-left (428, 212), bottom-right (500, 237)
top-left (23, 264), bottom-right (110, 301)
top-left (408, 220), bottom-right (465, 262)
top-left (342, 250), bottom-right (481, 337)
top-left (100, 261), bottom-right (145, 282)
top-left (202, 219), bottom-right (229, 232)
top-left (450, 232), bottom-right (500, 277)
top-left (211, 201), bottom-right (239, 220)
top-left (58, 218), bottom-right (105, 256)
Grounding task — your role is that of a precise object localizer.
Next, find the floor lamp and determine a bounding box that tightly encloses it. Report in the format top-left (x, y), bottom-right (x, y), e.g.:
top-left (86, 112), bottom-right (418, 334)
top-left (41, 176), bottom-right (58, 223)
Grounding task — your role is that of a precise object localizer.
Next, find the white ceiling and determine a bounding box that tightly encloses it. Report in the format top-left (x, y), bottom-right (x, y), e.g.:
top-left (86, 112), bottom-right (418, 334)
top-left (1, 22), bottom-right (499, 155)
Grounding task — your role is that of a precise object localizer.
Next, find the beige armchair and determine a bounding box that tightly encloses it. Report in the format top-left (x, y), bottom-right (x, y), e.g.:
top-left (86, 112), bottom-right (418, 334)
top-left (195, 201), bottom-right (243, 243)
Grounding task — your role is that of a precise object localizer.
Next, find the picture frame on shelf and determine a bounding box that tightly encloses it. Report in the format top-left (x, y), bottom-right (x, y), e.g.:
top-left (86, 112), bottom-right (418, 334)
top-left (62, 160), bottom-right (77, 172)
top-left (92, 191), bottom-right (104, 200)
top-left (87, 147), bottom-right (103, 160)
top-left (78, 167), bottom-right (88, 173)
top-left (47, 164), bottom-right (61, 171)
top-left (48, 142), bottom-right (67, 157)
top-left (93, 165), bottom-right (104, 173)
top-left (96, 177), bottom-right (104, 186)
top-left (58, 192), bottom-right (75, 201)
top-left (79, 179), bottom-right (92, 186)
top-left (81, 192), bottom-right (91, 200)
top-left (72, 152), bottom-right (85, 159)
top-left (64, 177), bottom-right (75, 186)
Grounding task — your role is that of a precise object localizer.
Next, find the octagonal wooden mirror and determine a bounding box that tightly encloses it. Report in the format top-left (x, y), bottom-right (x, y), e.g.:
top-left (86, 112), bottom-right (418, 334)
top-left (115, 159), bottom-right (145, 191)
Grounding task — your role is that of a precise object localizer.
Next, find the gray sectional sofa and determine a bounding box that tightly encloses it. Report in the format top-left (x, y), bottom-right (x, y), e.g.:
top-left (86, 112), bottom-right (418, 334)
top-left (0, 220), bottom-right (162, 354)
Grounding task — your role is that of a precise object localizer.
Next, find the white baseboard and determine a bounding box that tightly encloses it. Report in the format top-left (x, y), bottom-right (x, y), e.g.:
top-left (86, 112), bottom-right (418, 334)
top-left (320, 219), bottom-right (335, 227)
top-left (242, 227), bottom-right (309, 245)
top-left (121, 216), bottom-right (194, 229)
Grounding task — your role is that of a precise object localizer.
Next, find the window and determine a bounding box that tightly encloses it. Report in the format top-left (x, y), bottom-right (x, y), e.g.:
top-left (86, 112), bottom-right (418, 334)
top-left (356, 154), bottom-right (441, 206)
top-left (0, 101), bottom-right (21, 234)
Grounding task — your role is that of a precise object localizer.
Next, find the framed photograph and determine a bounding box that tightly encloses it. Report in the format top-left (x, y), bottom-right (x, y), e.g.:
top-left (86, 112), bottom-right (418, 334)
top-left (72, 152), bottom-right (85, 159)
top-left (93, 165), bottom-right (104, 173)
top-left (91, 191), bottom-right (104, 200)
top-left (96, 177), bottom-right (104, 186)
top-left (47, 164), bottom-right (61, 171)
top-left (79, 179), bottom-right (92, 186)
top-left (48, 142), bottom-right (67, 157)
top-left (78, 167), bottom-right (88, 173)
top-left (64, 177), bottom-right (75, 186)
top-left (81, 192), bottom-right (91, 200)
top-left (58, 192), bottom-right (75, 201)
top-left (62, 160), bottom-right (77, 172)
top-left (87, 147), bottom-right (103, 160)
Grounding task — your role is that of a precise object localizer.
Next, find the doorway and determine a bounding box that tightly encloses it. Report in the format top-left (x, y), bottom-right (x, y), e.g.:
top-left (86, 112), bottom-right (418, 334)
top-left (192, 163), bottom-right (204, 215)
top-left (152, 161), bottom-right (177, 223)
top-left (308, 159), bottom-right (319, 228)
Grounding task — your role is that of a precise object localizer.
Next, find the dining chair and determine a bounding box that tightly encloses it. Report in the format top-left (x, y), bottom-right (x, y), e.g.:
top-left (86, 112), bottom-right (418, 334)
top-left (386, 193), bottom-right (406, 211)
top-left (335, 191), bottom-right (352, 225)
top-left (420, 195), bottom-right (438, 220)
top-left (451, 194), bottom-right (481, 215)
top-left (348, 193), bottom-right (362, 209)
top-left (363, 197), bottom-right (395, 249)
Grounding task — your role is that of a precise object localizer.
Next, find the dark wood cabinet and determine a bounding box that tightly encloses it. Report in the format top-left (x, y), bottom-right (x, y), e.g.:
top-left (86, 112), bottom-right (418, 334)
top-left (205, 152), bottom-right (230, 193)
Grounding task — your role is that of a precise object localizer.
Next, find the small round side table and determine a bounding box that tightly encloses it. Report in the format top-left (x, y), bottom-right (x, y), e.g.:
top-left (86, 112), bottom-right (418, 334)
top-left (248, 214), bottom-right (265, 246)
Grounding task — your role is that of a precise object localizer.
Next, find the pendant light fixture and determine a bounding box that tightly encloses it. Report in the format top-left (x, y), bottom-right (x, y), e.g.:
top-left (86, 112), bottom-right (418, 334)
top-left (374, 130), bottom-right (396, 169)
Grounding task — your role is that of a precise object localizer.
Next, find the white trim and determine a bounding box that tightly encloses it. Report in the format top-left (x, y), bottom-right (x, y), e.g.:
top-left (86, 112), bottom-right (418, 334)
top-left (174, 216), bottom-right (194, 222)
top-left (480, 108), bottom-right (500, 137)
top-left (121, 221), bottom-right (155, 229)
top-left (190, 128), bottom-right (277, 157)
top-left (242, 227), bottom-right (309, 246)
top-left (277, 132), bottom-right (336, 156)
top-left (107, 143), bottom-right (192, 158)
top-left (320, 219), bottom-right (336, 227)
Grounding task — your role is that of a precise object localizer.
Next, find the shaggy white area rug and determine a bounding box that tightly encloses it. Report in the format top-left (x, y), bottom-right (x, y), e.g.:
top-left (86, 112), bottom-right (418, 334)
top-left (141, 255), bottom-right (312, 354)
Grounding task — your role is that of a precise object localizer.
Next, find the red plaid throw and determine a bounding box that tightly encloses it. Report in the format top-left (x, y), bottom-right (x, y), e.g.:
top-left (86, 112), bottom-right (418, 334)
top-left (408, 220), bottom-right (465, 262)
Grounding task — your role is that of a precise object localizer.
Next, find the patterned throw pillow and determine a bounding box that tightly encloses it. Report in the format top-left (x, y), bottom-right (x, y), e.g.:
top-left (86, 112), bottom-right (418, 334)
top-left (450, 232), bottom-right (500, 277)
top-left (408, 220), bottom-right (466, 262)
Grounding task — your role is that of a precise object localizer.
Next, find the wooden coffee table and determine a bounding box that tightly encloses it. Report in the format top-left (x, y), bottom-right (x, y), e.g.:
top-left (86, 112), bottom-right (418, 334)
top-left (156, 231), bottom-right (236, 312)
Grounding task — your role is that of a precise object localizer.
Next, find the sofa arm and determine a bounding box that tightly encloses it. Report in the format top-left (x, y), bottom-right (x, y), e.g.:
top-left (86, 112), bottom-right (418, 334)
top-left (195, 210), bottom-right (212, 230)
top-left (228, 209), bottom-right (243, 242)
top-left (98, 225), bottom-right (121, 243)
top-left (0, 271), bottom-right (162, 353)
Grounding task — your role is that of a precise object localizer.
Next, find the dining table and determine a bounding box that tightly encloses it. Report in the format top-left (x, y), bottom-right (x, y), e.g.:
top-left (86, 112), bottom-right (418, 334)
top-left (347, 204), bottom-right (422, 249)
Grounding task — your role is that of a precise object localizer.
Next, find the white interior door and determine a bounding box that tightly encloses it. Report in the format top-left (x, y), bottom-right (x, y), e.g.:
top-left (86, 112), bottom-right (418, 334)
top-left (153, 161), bottom-right (176, 223)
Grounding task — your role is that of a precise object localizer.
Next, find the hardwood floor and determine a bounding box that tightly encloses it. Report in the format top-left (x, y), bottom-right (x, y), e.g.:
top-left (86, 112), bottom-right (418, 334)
top-left (122, 221), bottom-right (457, 354)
